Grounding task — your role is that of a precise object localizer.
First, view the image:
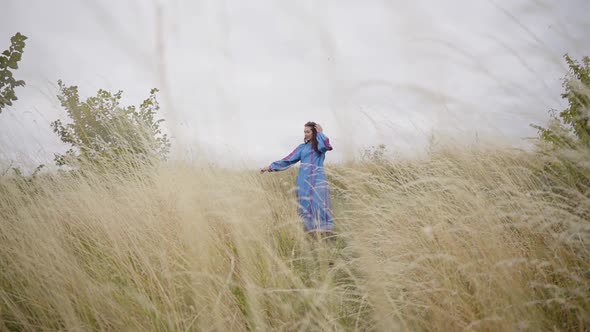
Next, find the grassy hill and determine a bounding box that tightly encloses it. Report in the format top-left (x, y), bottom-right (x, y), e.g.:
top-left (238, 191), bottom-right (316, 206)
top-left (0, 145), bottom-right (588, 331)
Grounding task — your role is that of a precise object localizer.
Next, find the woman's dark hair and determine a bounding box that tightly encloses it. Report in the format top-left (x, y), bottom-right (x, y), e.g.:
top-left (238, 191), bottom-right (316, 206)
top-left (305, 121), bottom-right (320, 154)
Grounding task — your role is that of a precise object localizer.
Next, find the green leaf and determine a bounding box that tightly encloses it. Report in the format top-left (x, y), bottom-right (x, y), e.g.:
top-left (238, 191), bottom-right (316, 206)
top-left (7, 52), bottom-right (21, 69)
top-left (10, 52), bottom-right (21, 62)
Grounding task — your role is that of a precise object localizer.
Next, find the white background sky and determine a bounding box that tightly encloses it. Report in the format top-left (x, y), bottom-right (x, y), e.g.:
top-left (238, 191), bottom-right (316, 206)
top-left (1, 0), bottom-right (589, 169)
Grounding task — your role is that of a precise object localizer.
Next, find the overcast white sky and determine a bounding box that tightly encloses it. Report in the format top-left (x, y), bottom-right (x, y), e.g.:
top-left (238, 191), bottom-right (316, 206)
top-left (1, 0), bottom-right (589, 169)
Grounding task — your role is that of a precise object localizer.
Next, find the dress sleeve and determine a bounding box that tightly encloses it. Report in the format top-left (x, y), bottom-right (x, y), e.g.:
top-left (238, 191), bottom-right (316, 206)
top-left (316, 132), bottom-right (333, 153)
top-left (269, 145), bottom-right (302, 172)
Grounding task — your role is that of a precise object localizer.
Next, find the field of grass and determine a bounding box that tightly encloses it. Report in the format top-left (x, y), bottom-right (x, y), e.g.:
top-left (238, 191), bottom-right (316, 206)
top-left (0, 146), bottom-right (589, 331)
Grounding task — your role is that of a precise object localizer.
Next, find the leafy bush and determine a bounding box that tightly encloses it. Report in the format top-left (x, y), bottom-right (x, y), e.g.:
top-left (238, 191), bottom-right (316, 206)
top-left (532, 54), bottom-right (590, 148)
top-left (0, 32), bottom-right (27, 113)
top-left (530, 55), bottom-right (590, 194)
top-left (51, 81), bottom-right (170, 170)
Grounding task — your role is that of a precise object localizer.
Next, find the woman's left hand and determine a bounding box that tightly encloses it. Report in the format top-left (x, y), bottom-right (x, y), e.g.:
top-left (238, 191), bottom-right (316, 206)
top-left (315, 123), bottom-right (323, 133)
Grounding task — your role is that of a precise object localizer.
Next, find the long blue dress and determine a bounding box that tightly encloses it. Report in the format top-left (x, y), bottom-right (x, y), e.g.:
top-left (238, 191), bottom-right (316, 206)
top-left (269, 132), bottom-right (334, 232)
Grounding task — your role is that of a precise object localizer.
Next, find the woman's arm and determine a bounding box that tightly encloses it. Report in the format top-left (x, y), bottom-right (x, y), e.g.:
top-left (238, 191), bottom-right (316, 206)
top-left (261, 145), bottom-right (302, 172)
top-left (315, 124), bottom-right (333, 153)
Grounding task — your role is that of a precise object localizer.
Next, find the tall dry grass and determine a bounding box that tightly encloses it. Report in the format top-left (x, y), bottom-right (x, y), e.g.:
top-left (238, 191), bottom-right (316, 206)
top-left (0, 145), bottom-right (588, 331)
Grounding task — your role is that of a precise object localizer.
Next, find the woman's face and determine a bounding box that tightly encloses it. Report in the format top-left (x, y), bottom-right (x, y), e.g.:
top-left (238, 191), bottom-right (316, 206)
top-left (304, 126), bottom-right (313, 142)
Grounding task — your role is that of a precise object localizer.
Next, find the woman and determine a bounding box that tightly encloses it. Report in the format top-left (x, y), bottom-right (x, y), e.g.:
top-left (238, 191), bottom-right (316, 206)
top-left (261, 122), bottom-right (334, 234)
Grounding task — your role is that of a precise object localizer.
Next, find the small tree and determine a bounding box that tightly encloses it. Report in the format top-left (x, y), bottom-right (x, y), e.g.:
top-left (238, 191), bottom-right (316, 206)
top-left (51, 80), bottom-right (170, 169)
top-left (531, 54), bottom-right (590, 148)
top-left (531, 54), bottom-right (590, 193)
top-left (0, 32), bottom-right (27, 113)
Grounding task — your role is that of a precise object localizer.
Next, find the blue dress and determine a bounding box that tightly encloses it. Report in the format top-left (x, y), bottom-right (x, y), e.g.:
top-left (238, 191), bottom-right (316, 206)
top-left (269, 132), bottom-right (334, 232)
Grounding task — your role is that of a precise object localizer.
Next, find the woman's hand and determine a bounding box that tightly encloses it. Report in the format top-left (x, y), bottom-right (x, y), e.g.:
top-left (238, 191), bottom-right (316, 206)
top-left (315, 123), bottom-right (323, 133)
top-left (260, 166), bottom-right (271, 173)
